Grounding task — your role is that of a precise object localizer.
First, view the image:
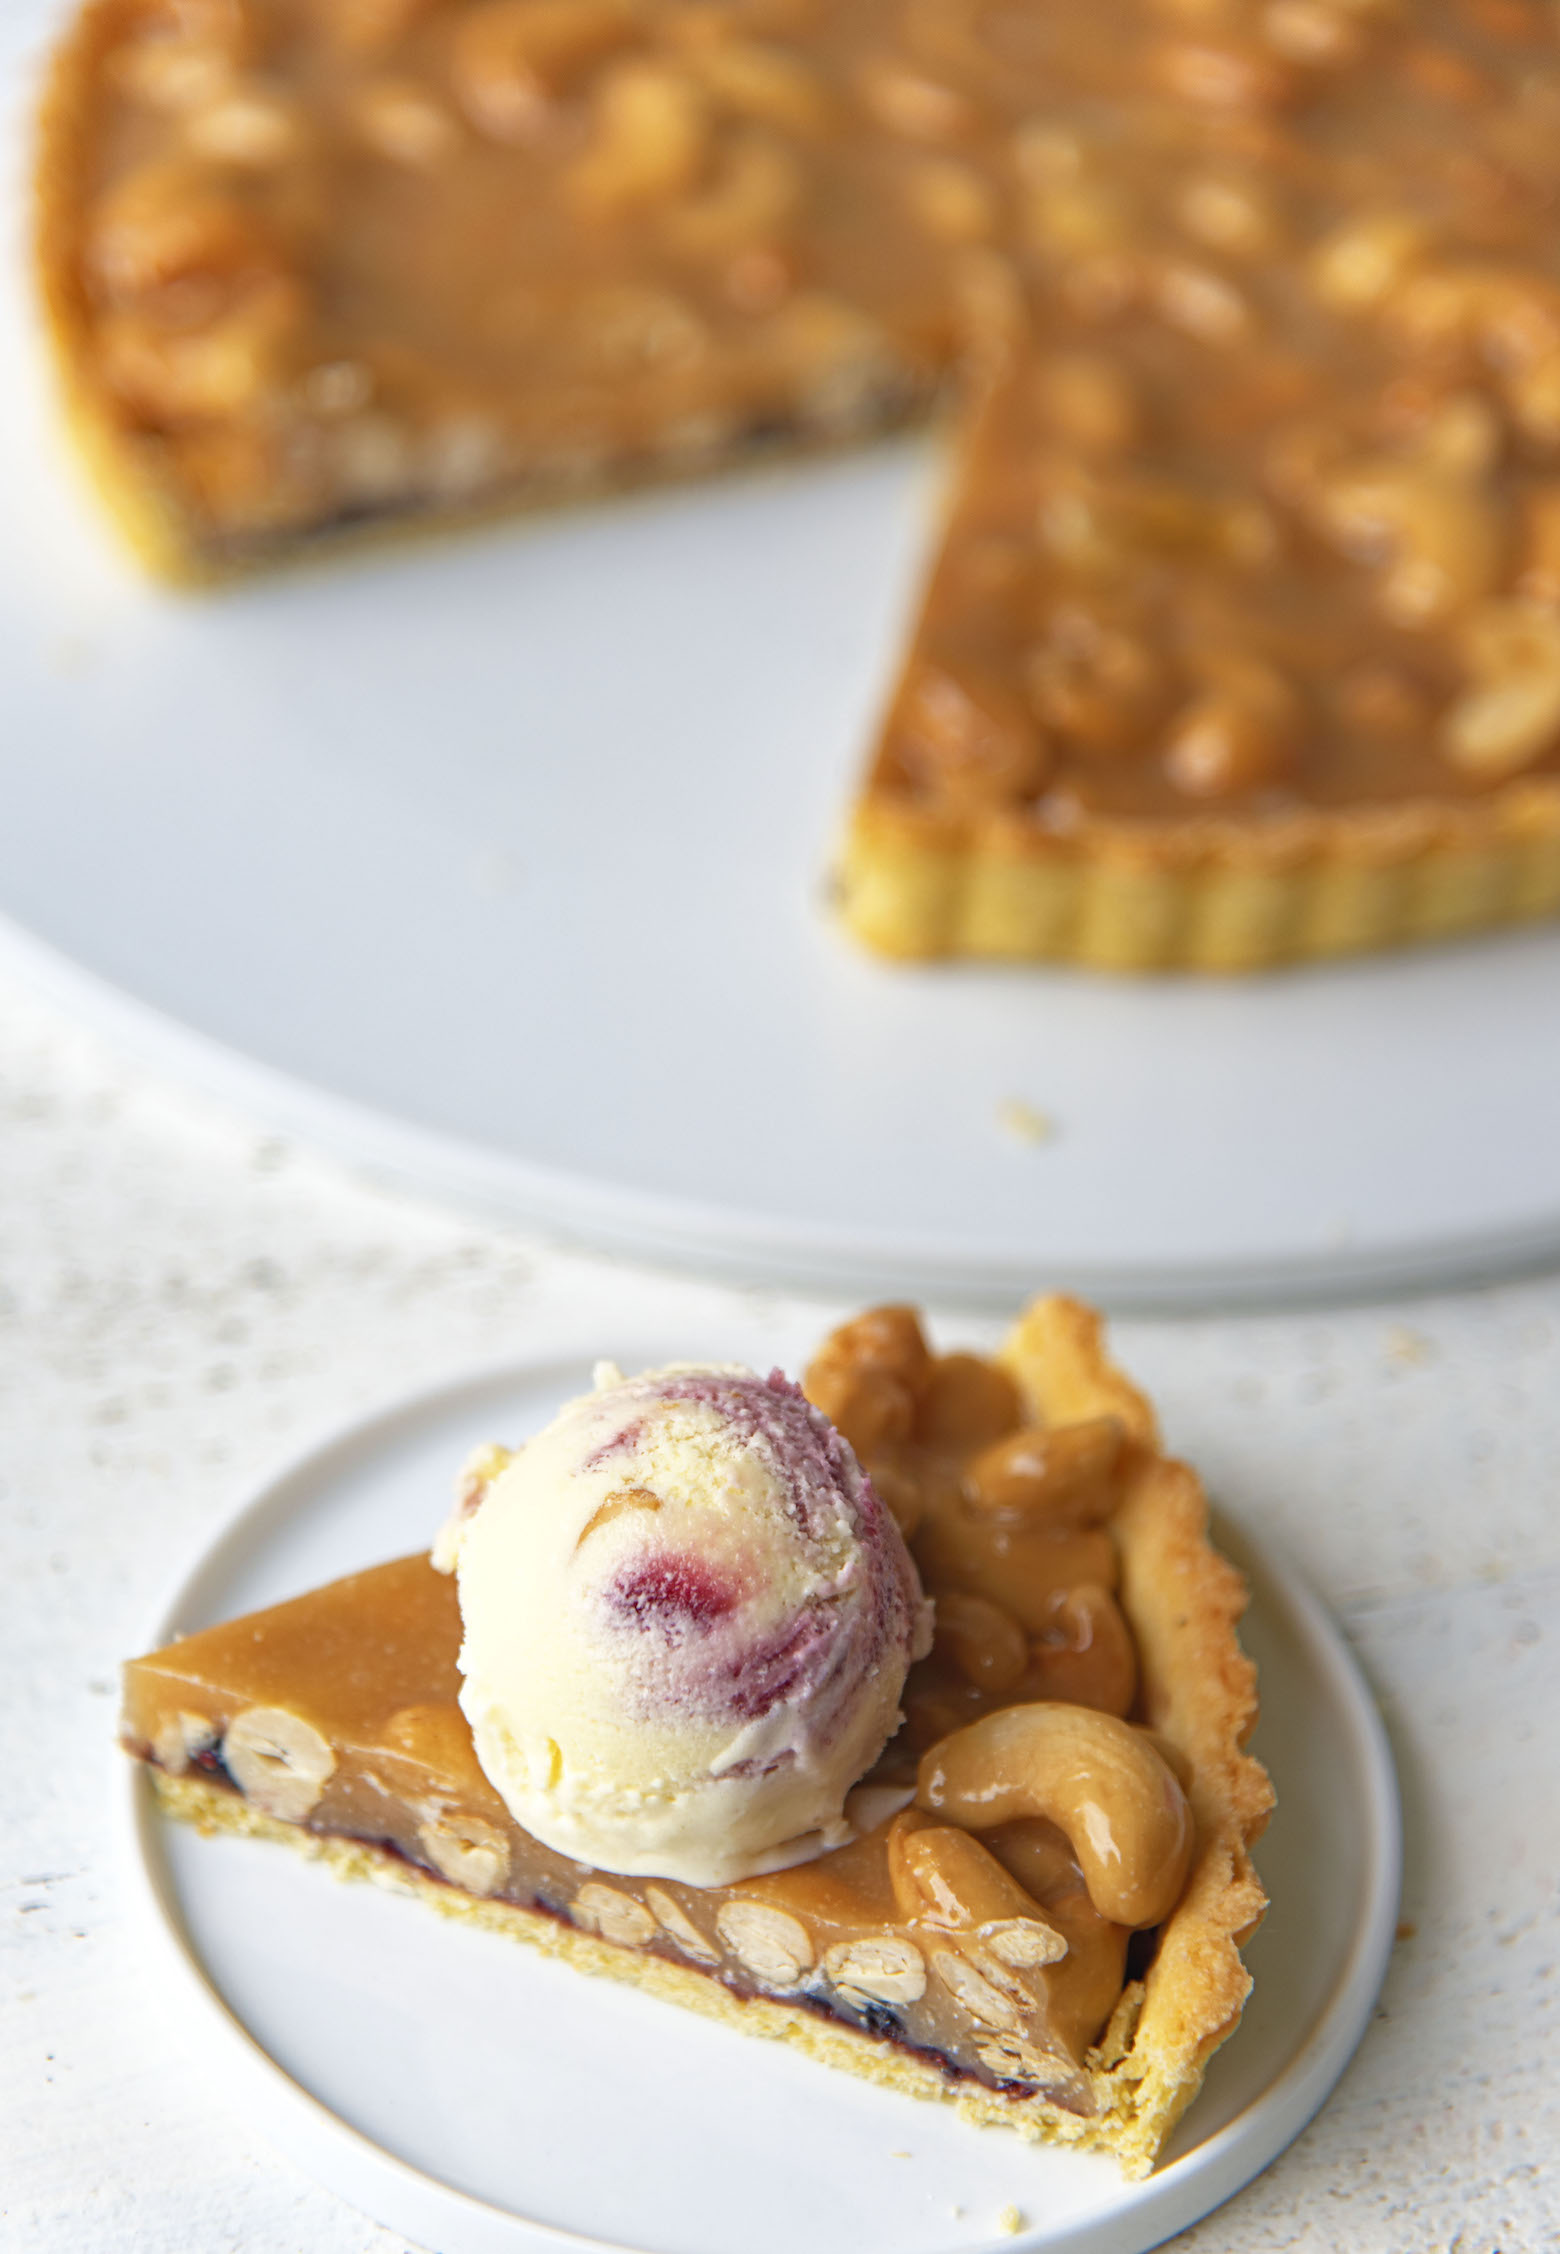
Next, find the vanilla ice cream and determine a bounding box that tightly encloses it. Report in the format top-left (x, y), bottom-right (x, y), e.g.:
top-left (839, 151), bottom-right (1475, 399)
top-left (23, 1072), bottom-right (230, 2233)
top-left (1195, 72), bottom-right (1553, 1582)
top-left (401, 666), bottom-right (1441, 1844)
top-left (433, 1362), bottom-right (931, 1886)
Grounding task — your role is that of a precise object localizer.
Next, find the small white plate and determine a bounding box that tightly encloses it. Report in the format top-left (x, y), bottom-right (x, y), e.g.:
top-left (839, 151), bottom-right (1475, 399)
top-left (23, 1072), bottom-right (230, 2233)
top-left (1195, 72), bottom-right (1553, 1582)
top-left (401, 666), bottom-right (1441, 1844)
top-left (122, 1331), bottom-right (1400, 2254)
top-left (6, 5), bottom-right (1560, 1309)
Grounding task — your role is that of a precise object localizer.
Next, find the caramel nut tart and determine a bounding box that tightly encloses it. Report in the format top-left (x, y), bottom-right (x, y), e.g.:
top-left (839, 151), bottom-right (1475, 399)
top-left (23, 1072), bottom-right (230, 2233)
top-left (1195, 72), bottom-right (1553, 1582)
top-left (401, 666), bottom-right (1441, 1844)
top-left (122, 1297), bottom-right (1273, 2176)
top-left (36, 0), bottom-right (1560, 969)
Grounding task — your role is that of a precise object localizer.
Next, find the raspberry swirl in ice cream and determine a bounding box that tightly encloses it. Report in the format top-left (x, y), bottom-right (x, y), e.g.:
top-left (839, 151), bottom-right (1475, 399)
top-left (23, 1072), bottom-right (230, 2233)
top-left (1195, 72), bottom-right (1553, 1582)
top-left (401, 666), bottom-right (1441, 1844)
top-left (434, 1362), bottom-right (932, 1887)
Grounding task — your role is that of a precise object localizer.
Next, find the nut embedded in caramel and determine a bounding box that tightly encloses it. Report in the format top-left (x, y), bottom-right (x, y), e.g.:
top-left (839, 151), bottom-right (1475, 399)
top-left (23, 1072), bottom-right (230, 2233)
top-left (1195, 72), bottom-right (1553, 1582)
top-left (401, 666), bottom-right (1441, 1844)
top-left (917, 1705), bottom-right (1195, 1930)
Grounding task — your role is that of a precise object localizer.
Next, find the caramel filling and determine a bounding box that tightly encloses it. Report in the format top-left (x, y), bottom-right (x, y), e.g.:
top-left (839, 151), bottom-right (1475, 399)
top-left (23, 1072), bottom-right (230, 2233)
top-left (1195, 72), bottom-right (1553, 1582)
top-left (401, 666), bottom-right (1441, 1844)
top-left (122, 1308), bottom-right (1194, 2112)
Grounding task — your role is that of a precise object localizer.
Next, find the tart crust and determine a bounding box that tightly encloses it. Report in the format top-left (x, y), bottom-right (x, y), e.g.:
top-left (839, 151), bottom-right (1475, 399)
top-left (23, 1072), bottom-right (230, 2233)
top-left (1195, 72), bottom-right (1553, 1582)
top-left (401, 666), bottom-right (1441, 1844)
top-left (841, 782), bottom-right (1560, 971)
top-left (126, 1298), bottom-right (1273, 2176)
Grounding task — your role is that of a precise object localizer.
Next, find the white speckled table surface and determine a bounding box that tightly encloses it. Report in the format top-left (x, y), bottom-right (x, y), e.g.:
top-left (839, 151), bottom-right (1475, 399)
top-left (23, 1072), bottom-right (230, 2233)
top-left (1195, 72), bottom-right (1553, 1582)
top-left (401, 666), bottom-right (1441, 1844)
top-left (2, 963), bottom-right (1557, 2254)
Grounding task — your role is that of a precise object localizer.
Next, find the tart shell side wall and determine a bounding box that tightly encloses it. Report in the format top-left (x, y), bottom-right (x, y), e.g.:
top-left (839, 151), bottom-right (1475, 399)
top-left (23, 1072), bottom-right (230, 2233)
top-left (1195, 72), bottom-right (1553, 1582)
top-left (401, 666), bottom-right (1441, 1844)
top-left (841, 785), bottom-right (1560, 971)
top-left (1001, 1294), bottom-right (1274, 2175)
top-left (33, 0), bottom-right (213, 581)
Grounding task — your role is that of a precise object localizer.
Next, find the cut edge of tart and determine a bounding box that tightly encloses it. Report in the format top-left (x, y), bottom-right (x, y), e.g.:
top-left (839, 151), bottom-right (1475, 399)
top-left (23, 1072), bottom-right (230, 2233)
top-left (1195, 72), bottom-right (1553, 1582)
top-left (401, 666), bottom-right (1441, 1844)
top-left (123, 1297), bottom-right (1273, 2178)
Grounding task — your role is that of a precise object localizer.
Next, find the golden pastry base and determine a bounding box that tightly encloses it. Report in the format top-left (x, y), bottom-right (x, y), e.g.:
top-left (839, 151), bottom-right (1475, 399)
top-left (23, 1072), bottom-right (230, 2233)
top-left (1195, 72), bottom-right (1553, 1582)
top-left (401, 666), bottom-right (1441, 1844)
top-left (138, 1298), bottom-right (1272, 2179)
top-left (840, 787), bottom-right (1560, 972)
top-left (153, 1766), bottom-right (1171, 2161)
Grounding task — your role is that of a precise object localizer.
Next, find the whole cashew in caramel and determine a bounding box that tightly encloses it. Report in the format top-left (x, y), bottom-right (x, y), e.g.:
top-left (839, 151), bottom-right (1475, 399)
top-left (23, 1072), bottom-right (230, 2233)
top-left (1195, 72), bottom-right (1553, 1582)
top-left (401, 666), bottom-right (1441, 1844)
top-left (916, 1703), bottom-right (1194, 1928)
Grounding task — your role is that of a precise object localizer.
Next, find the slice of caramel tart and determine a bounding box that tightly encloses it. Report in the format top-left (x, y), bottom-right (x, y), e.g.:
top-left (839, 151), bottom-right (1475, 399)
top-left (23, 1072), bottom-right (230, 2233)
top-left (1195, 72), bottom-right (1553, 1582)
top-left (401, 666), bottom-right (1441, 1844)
top-left (123, 1295), bottom-right (1272, 2176)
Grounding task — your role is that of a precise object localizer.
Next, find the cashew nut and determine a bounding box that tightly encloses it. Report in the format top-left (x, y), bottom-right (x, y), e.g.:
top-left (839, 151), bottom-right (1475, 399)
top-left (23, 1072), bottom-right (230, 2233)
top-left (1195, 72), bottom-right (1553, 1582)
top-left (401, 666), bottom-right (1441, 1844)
top-left (99, 273), bottom-right (306, 423)
top-left (913, 1507), bottom-right (1118, 1638)
top-left (1024, 1583), bottom-right (1137, 1718)
top-left (87, 160), bottom-right (271, 301)
top-left (1026, 606), bottom-right (1171, 755)
top-left (568, 61), bottom-right (710, 214)
top-left (351, 78), bottom-right (463, 169)
top-left (1442, 598), bottom-right (1560, 779)
top-left (933, 1591), bottom-right (1029, 1695)
top-left (896, 666), bottom-right (1051, 812)
top-left (185, 90), bottom-right (304, 167)
top-left (916, 1705), bottom-right (1194, 1928)
top-left (915, 1352), bottom-right (1023, 1442)
top-left (684, 40), bottom-right (832, 137)
top-left (451, 0), bottom-right (639, 143)
top-left (1034, 353), bottom-right (1142, 458)
top-left (963, 1416), bottom-right (1123, 1526)
top-left (1317, 461), bottom-right (1506, 627)
top-left (661, 132), bottom-right (801, 257)
top-left (804, 1304), bottom-right (930, 1459)
top-left (1164, 656), bottom-right (1300, 798)
top-left (1309, 210), bottom-right (1430, 311)
top-left (857, 58), bottom-right (977, 143)
top-left (810, 1303), bottom-right (933, 1391)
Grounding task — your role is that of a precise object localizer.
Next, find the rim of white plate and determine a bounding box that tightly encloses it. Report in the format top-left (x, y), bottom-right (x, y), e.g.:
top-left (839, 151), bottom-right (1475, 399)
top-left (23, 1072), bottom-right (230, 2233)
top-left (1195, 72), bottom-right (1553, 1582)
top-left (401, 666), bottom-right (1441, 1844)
top-left (10, 908), bottom-right (1560, 1313)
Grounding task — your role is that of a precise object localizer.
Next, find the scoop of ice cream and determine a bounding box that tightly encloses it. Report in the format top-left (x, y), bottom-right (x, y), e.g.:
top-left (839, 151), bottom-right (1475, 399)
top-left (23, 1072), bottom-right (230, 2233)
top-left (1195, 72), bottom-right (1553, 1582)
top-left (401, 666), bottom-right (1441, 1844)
top-left (434, 1361), bottom-right (931, 1886)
